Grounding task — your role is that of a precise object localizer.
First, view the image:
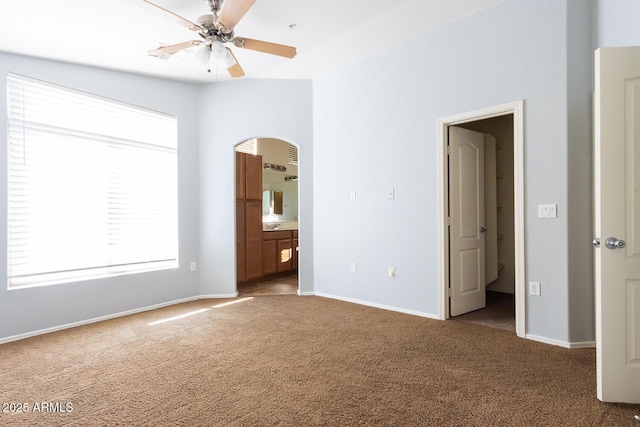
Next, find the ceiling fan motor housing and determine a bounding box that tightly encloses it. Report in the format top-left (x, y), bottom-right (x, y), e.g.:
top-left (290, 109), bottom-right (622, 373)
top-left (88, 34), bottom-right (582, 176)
top-left (197, 14), bottom-right (234, 41)
top-left (197, 14), bottom-right (215, 30)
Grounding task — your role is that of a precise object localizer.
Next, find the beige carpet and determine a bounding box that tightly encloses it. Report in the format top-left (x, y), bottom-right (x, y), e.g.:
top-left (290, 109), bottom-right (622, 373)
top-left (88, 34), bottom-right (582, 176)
top-left (0, 295), bottom-right (638, 426)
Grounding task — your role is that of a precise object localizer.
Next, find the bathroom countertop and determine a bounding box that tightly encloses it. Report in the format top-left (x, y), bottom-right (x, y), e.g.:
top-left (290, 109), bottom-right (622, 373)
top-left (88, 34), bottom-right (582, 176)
top-left (263, 222), bottom-right (298, 231)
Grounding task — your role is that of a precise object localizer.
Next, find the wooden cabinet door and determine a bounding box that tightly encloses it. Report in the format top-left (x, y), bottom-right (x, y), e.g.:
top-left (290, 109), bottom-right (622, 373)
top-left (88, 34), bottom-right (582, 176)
top-left (262, 239), bottom-right (277, 276)
top-left (245, 154), bottom-right (263, 200)
top-left (246, 200), bottom-right (263, 280)
top-left (293, 237), bottom-right (299, 270)
top-left (277, 238), bottom-right (293, 273)
top-left (236, 152), bottom-right (246, 200)
top-left (236, 200), bottom-right (246, 282)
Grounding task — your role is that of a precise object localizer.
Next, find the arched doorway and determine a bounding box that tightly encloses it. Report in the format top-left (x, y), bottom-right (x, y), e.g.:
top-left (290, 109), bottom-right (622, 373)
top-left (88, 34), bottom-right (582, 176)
top-left (235, 137), bottom-right (299, 296)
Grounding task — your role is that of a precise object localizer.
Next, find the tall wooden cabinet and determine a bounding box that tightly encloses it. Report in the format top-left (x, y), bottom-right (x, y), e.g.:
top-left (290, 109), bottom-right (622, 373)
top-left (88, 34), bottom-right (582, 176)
top-left (236, 199), bottom-right (247, 282)
top-left (245, 200), bottom-right (263, 280)
top-left (236, 152), bottom-right (263, 282)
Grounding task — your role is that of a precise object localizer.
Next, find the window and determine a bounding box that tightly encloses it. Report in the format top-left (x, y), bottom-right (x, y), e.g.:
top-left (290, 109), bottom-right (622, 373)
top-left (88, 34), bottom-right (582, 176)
top-left (288, 144), bottom-right (298, 166)
top-left (236, 138), bottom-right (257, 155)
top-left (6, 74), bottom-right (178, 288)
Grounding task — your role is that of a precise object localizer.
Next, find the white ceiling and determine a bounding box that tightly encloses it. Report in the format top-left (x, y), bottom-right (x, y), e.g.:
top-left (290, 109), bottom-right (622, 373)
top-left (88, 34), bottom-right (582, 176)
top-left (0, 0), bottom-right (504, 83)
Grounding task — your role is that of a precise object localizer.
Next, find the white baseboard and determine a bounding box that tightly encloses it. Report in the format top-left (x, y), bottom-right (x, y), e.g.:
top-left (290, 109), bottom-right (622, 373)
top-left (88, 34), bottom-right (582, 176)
top-left (199, 293), bottom-right (238, 299)
top-left (567, 341), bottom-right (596, 349)
top-left (298, 290), bottom-right (314, 296)
top-left (526, 334), bottom-right (596, 349)
top-left (0, 296), bottom-right (199, 345)
top-left (313, 292), bottom-right (440, 320)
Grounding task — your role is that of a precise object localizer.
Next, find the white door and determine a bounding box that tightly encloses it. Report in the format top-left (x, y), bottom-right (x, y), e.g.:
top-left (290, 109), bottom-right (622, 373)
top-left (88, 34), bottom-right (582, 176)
top-left (594, 46), bottom-right (640, 404)
top-left (449, 126), bottom-right (486, 316)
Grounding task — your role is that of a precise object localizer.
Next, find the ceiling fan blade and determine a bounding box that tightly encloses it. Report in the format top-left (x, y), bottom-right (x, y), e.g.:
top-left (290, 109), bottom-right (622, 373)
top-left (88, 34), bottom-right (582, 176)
top-left (217, 0), bottom-right (256, 32)
top-left (226, 48), bottom-right (245, 78)
top-left (234, 37), bottom-right (297, 58)
top-left (148, 40), bottom-right (203, 57)
top-left (141, 0), bottom-right (204, 32)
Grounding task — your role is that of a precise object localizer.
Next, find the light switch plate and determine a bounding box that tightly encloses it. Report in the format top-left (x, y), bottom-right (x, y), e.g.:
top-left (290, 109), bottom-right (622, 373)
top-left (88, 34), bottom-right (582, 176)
top-left (538, 204), bottom-right (557, 218)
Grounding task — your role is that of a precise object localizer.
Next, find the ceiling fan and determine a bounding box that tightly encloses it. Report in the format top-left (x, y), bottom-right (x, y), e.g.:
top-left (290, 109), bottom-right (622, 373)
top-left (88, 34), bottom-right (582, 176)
top-left (143, 0), bottom-right (297, 77)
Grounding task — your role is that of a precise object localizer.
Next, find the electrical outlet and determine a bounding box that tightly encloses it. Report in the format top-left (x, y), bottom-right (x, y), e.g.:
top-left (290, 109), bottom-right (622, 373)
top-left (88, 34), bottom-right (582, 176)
top-left (349, 191), bottom-right (357, 202)
top-left (529, 281), bottom-right (541, 296)
top-left (350, 263), bottom-right (357, 273)
top-left (388, 267), bottom-right (395, 278)
top-left (190, 262), bottom-right (197, 272)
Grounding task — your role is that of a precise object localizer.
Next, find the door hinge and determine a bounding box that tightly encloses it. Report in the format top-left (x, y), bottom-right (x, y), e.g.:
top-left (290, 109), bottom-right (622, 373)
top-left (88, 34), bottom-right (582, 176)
top-left (447, 145), bottom-right (451, 156)
top-left (447, 217), bottom-right (452, 226)
top-left (447, 287), bottom-right (451, 298)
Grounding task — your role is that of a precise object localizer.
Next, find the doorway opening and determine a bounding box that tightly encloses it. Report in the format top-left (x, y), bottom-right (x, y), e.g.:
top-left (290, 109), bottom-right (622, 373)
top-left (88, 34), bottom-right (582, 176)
top-left (437, 101), bottom-right (525, 337)
top-left (234, 137), bottom-right (300, 297)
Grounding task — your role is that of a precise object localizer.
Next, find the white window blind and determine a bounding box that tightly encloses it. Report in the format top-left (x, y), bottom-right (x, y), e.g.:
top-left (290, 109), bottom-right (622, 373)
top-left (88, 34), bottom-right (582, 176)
top-left (288, 144), bottom-right (298, 166)
top-left (236, 138), bottom-right (257, 155)
top-left (6, 74), bottom-right (178, 288)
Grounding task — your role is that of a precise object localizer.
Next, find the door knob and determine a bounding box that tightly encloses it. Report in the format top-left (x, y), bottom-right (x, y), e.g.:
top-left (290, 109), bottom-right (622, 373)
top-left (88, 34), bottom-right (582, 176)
top-left (593, 238), bottom-right (600, 248)
top-left (605, 237), bottom-right (626, 249)
top-left (479, 227), bottom-right (486, 233)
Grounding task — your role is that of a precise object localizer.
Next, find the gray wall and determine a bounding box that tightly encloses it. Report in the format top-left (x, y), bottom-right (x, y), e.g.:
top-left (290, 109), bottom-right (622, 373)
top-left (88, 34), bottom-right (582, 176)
top-left (312, 0), bottom-right (583, 344)
top-left (0, 53), bottom-right (201, 341)
top-left (592, 0), bottom-right (640, 48)
top-left (567, 0), bottom-right (594, 345)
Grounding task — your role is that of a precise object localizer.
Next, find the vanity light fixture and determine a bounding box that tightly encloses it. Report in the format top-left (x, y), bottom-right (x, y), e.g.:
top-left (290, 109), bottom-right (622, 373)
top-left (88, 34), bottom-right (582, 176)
top-left (263, 163), bottom-right (287, 172)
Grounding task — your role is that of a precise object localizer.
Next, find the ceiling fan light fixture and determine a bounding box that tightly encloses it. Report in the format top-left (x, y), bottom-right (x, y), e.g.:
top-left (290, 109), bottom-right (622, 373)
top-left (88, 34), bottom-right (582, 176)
top-left (194, 44), bottom-right (212, 65)
top-left (211, 40), bottom-right (228, 60)
top-left (223, 49), bottom-right (236, 68)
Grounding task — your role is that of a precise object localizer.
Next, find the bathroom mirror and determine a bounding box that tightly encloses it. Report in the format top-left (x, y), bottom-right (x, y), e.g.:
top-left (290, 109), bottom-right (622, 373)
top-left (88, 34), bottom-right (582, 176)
top-left (263, 190), bottom-right (283, 215)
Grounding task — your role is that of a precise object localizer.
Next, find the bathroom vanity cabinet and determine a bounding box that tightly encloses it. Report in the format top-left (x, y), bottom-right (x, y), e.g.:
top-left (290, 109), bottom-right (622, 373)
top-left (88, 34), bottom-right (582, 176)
top-left (262, 230), bottom-right (298, 277)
